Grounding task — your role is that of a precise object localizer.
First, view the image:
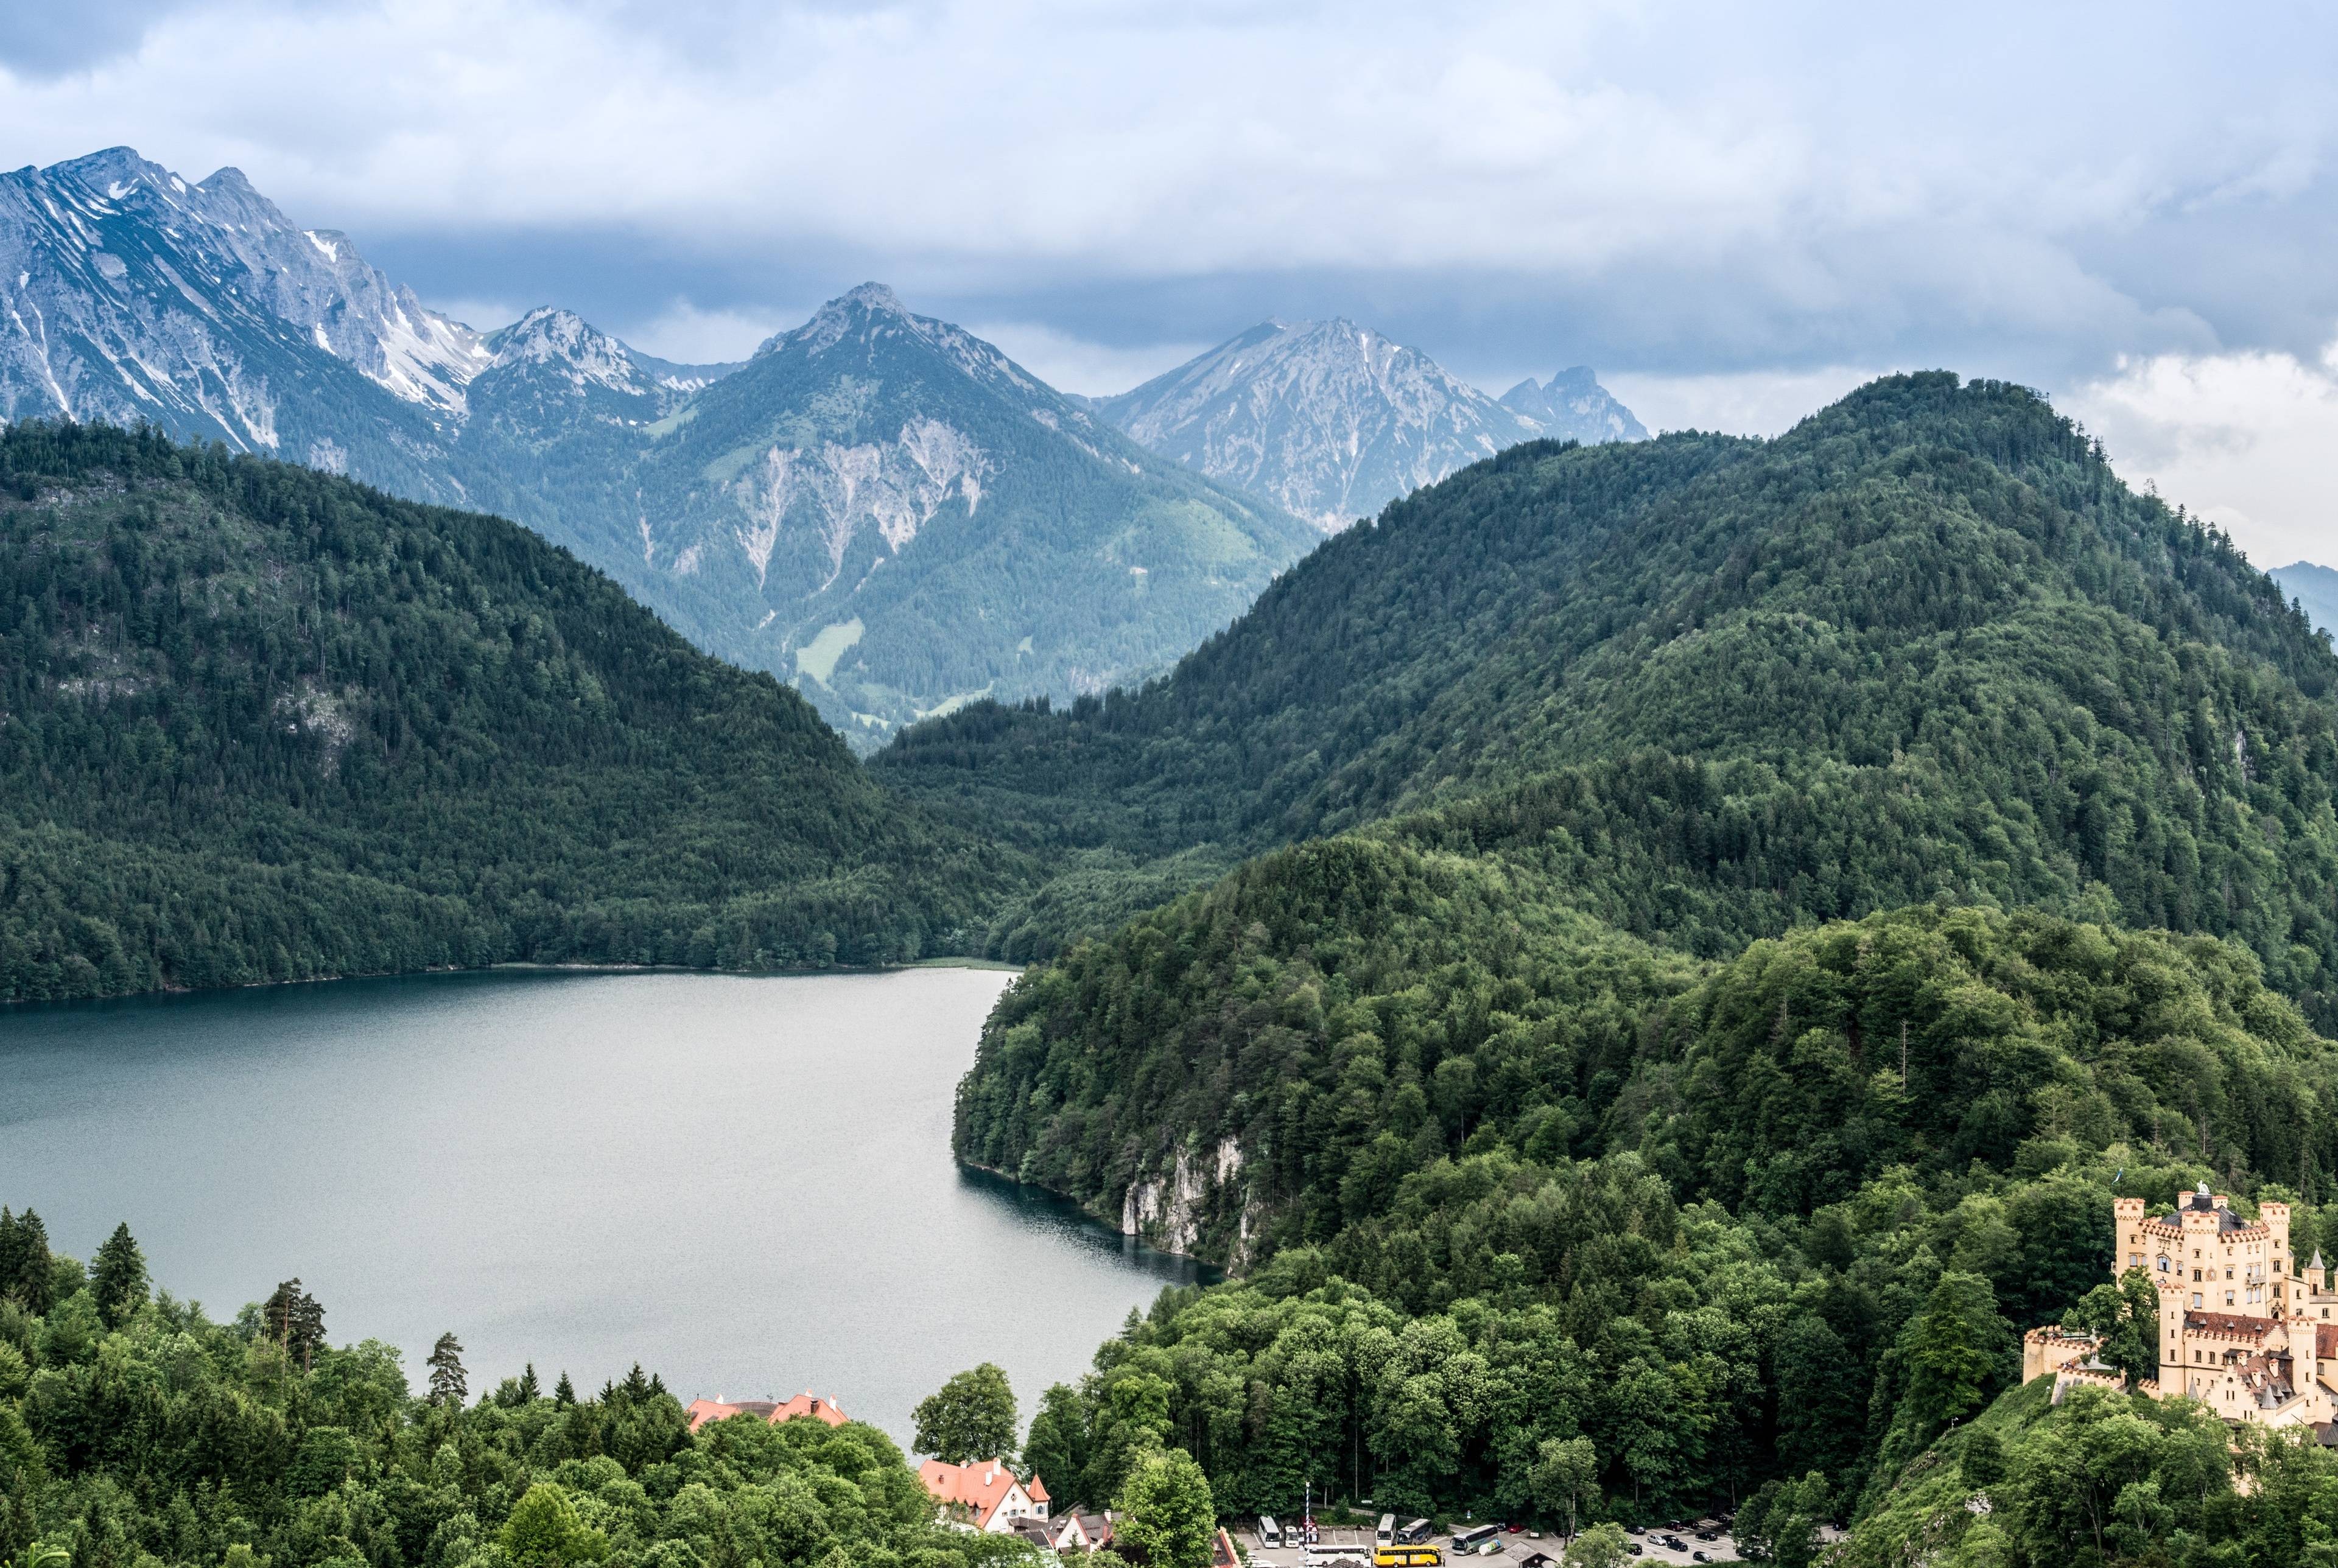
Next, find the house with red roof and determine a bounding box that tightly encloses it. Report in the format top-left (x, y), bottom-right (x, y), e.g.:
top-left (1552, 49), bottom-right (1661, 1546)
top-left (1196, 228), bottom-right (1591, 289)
top-left (919, 1457), bottom-right (1051, 1533)
top-left (684, 1390), bottom-right (851, 1433)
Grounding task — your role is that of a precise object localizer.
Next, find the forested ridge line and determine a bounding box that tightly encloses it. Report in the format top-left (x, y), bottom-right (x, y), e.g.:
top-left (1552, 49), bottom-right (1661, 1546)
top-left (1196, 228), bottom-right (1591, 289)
top-left (0, 420), bottom-right (1022, 1003)
top-left (884, 374), bottom-right (2338, 1032)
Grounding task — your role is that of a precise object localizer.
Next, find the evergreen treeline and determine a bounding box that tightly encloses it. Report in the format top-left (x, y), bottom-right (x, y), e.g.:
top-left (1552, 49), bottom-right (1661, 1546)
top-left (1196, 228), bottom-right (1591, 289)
top-left (0, 421), bottom-right (1019, 1002)
top-left (883, 376), bottom-right (2338, 1029)
top-left (0, 1214), bottom-right (1037, 1568)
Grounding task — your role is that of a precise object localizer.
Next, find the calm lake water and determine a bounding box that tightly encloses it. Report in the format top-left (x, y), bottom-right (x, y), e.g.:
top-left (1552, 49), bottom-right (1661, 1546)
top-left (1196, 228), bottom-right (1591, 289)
top-left (0, 967), bottom-right (1206, 1444)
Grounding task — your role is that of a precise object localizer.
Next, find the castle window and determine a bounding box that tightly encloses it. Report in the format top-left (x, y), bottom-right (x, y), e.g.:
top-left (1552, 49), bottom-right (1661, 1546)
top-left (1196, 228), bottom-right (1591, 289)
top-left (2158, 1256), bottom-right (2169, 1271)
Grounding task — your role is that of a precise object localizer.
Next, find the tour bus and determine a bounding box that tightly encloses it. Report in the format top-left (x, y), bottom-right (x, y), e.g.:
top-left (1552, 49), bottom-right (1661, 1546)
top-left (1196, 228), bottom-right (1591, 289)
top-left (1452, 1525), bottom-right (1501, 1556)
top-left (1377, 1516), bottom-right (1397, 1548)
top-left (1399, 1521), bottom-right (1433, 1546)
top-left (1374, 1547), bottom-right (1444, 1568)
top-left (1260, 1519), bottom-right (1283, 1549)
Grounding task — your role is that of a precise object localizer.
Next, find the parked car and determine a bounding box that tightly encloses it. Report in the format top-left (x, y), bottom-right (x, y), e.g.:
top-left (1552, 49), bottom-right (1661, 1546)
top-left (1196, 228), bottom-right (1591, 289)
top-left (1692, 1554), bottom-right (1712, 1564)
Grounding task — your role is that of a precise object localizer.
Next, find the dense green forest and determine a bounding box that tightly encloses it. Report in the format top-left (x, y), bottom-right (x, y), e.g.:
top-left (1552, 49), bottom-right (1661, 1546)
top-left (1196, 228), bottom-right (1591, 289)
top-left (882, 376), bottom-right (2338, 1029)
top-left (0, 421), bottom-right (1018, 1003)
top-left (0, 1216), bottom-right (1044, 1568)
top-left (983, 890), bottom-right (2338, 1561)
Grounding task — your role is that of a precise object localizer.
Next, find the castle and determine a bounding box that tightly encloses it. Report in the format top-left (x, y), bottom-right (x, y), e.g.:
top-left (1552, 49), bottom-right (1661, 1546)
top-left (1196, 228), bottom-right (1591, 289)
top-left (2024, 1185), bottom-right (2338, 1429)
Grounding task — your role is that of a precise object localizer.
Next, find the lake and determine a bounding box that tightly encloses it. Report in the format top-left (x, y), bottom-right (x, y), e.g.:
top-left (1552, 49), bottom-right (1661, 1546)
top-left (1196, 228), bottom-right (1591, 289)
top-left (0, 966), bottom-right (1207, 1445)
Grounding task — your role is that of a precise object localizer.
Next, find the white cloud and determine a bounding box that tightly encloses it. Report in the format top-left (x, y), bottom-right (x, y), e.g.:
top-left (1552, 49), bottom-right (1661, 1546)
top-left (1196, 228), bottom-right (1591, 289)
top-left (2065, 339), bottom-right (2338, 570)
top-left (964, 323), bottom-right (1207, 397)
top-left (5, 0), bottom-right (2329, 330)
top-left (613, 301), bottom-right (793, 365)
top-left (9, 0), bottom-right (2338, 547)
top-left (1599, 365), bottom-right (1900, 438)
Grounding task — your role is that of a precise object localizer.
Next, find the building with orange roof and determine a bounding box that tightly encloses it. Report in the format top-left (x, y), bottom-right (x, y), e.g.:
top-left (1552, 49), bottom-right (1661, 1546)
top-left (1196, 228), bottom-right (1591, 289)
top-left (2024, 1185), bottom-right (2338, 1433)
top-left (919, 1457), bottom-right (1052, 1533)
top-left (684, 1390), bottom-right (850, 1433)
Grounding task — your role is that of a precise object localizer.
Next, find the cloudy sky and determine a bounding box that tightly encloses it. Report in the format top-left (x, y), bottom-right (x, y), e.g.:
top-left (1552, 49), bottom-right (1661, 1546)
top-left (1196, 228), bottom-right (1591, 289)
top-left (4, 0), bottom-right (2335, 564)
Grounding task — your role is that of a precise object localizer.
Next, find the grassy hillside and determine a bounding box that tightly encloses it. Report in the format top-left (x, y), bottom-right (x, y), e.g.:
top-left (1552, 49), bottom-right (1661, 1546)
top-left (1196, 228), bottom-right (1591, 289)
top-left (883, 376), bottom-right (2338, 1026)
top-left (0, 421), bottom-right (1016, 1003)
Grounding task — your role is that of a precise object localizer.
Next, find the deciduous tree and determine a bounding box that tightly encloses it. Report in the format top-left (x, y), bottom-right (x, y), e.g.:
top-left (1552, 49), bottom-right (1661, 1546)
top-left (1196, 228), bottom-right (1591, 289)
top-left (914, 1362), bottom-right (1019, 1465)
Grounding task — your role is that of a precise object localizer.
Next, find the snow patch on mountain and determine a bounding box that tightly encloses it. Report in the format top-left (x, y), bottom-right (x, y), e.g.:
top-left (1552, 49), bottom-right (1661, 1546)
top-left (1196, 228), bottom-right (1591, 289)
top-left (0, 147), bottom-right (490, 438)
top-left (486, 307), bottom-right (653, 395)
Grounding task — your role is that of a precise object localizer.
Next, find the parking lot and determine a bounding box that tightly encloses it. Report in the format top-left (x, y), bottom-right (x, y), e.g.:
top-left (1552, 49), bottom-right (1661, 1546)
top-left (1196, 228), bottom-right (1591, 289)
top-left (1230, 1524), bottom-right (1751, 1567)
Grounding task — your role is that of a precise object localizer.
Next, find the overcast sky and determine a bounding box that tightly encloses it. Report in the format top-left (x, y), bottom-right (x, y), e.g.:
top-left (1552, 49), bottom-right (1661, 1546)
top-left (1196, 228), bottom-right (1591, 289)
top-left (4, 0), bottom-right (2334, 564)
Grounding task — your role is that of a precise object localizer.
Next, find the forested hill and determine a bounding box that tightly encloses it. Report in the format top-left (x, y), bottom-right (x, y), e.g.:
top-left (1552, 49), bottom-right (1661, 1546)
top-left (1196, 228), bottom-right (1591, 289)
top-left (0, 421), bottom-right (1014, 1003)
top-left (882, 374), bottom-right (2338, 1019)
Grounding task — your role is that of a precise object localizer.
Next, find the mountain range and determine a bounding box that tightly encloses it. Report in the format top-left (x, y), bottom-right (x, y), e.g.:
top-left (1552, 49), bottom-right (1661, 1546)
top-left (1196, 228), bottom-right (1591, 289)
top-left (1087, 317), bottom-right (1643, 530)
top-left (0, 149), bottom-right (1318, 743)
top-left (0, 147), bottom-right (1650, 746)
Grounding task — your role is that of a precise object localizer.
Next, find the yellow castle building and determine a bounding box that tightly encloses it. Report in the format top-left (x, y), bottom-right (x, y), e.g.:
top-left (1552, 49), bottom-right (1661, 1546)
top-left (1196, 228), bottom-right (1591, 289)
top-left (2024, 1184), bottom-right (2338, 1429)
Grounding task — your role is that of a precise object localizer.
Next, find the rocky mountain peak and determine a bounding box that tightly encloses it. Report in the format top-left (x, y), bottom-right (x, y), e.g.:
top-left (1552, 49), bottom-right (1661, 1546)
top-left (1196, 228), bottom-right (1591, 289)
top-left (1498, 367), bottom-right (1648, 444)
top-left (1092, 315), bottom-right (1553, 531)
top-left (484, 307), bottom-right (648, 396)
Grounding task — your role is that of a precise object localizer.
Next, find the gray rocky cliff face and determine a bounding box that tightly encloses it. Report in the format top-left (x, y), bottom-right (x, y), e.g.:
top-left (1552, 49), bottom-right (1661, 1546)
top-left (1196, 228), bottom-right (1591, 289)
top-left (1092, 319), bottom-right (1644, 531)
top-left (1499, 364), bottom-right (1649, 445)
top-left (0, 147), bottom-right (489, 446)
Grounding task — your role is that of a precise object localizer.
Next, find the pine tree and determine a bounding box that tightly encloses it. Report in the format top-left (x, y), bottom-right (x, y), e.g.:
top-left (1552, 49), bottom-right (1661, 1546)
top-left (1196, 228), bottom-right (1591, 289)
top-left (88, 1222), bottom-right (148, 1329)
top-left (519, 1363), bottom-right (540, 1402)
top-left (554, 1371), bottom-right (576, 1406)
top-left (263, 1279), bottom-right (327, 1368)
top-left (428, 1332), bottom-right (467, 1407)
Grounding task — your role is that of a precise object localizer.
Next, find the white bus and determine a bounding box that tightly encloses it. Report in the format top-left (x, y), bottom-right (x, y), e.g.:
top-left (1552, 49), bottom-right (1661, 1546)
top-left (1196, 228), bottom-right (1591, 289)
top-left (1377, 1516), bottom-right (1397, 1548)
top-left (1451, 1526), bottom-right (1500, 1555)
top-left (1260, 1519), bottom-right (1284, 1549)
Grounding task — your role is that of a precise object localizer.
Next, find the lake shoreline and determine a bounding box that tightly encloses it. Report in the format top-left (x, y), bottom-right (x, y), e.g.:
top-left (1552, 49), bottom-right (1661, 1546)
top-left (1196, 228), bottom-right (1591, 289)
top-left (3, 954), bottom-right (1027, 1009)
top-left (2, 964), bottom-right (1156, 1443)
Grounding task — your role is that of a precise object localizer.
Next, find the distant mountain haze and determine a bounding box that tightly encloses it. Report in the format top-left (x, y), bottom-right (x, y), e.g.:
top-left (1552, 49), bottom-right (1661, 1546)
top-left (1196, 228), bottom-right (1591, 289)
top-left (1089, 317), bottom-right (1644, 531)
top-left (2272, 561), bottom-right (2338, 638)
top-left (1498, 364), bottom-right (1649, 443)
top-left (0, 148), bottom-right (1313, 746)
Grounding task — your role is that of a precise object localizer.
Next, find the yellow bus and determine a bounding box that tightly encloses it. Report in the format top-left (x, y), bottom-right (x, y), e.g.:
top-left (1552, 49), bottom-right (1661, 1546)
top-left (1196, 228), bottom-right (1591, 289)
top-left (1376, 1549), bottom-right (1444, 1567)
